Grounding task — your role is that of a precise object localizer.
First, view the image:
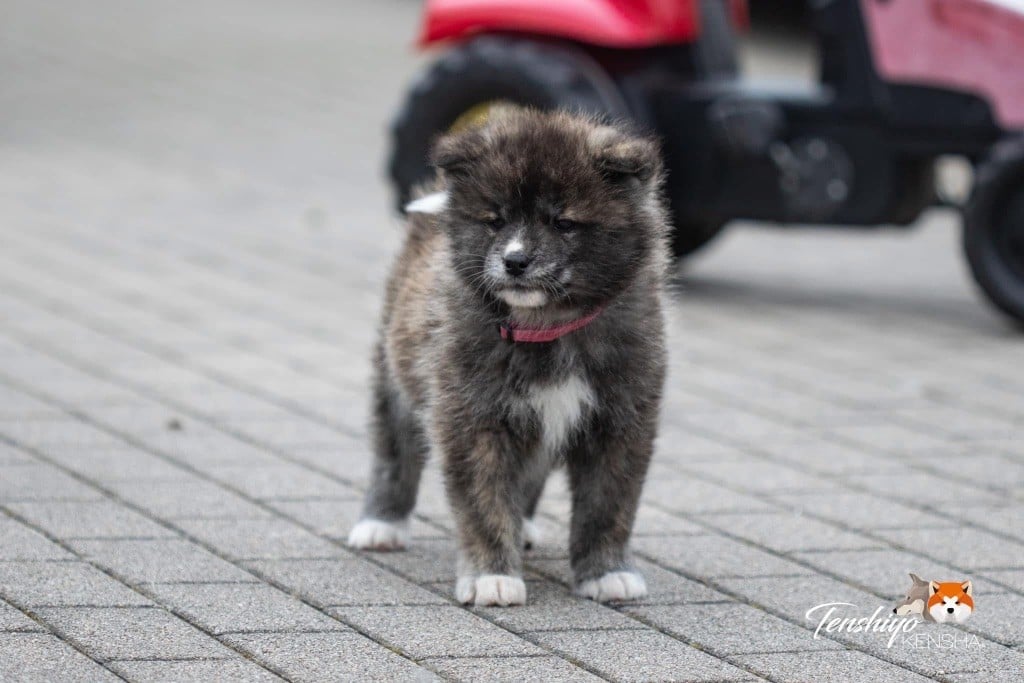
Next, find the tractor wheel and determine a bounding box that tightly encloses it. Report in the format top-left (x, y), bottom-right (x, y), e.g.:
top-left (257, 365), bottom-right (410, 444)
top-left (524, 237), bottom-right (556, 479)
top-left (964, 136), bottom-right (1024, 325)
top-left (388, 36), bottom-right (629, 212)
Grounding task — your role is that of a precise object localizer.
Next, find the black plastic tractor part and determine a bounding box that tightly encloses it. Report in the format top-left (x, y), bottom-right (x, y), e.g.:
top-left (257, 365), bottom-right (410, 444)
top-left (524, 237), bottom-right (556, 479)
top-left (964, 136), bottom-right (1024, 325)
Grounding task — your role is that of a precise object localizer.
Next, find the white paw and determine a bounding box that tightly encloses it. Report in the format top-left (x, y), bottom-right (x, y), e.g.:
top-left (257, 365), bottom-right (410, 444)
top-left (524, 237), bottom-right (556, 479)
top-left (523, 518), bottom-right (542, 549)
top-left (455, 574), bottom-right (527, 607)
top-left (576, 570), bottom-right (647, 603)
top-left (346, 518), bottom-right (408, 551)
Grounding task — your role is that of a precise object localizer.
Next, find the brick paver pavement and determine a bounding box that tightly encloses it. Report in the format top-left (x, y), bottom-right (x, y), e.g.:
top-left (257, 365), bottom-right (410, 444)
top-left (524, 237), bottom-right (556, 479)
top-left (1, 1), bottom-right (1022, 681)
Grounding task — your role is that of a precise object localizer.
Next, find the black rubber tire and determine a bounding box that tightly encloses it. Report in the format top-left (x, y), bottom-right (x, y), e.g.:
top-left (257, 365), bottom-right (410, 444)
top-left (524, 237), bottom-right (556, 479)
top-left (388, 37), bottom-right (630, 212)
top-left (964, 136), bottom-right (1024, 324)
top-left (671, 220), bottom-right (726, 258)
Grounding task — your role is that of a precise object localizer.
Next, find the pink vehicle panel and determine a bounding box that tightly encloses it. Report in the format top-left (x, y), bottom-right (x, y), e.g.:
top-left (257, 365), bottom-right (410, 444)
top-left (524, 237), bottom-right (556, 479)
top-left (862, 0), bottom-right (1024, 129)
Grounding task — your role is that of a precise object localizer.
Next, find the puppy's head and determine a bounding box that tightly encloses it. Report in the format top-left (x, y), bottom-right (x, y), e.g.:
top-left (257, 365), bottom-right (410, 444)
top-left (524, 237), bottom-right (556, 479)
top-left (427, 107), bottom-right (668, 312)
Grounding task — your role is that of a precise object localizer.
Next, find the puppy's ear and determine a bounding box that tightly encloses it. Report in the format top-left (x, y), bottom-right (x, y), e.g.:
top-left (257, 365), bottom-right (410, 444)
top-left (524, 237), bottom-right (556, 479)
top-left (910, 573), bottom-right (926, 585)
top-left (430, 129), bottom-right (484, 179)
top-left (590, 127), bottom-right (661, 182)
top-left (929, 581), bottom-right (940, 596)
top-left (961, 580), bottom-right (973, 596)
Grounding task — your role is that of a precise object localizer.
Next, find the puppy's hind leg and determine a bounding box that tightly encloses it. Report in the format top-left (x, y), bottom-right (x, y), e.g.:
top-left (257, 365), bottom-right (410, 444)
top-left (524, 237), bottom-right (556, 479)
top-left (348, 361), bottom-right (426, 551)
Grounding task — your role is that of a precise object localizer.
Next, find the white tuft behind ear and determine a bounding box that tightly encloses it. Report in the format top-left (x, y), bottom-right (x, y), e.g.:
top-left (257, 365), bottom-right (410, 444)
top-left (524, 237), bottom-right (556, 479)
top-left (405, 191), bottom-right (449, 215)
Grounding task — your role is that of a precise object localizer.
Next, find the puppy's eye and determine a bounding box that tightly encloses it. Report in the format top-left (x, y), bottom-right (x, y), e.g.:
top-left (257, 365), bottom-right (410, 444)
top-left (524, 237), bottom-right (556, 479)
top-left (483, 217), bottom-right (505, 231)
top-left (554, 218), bottom-right (581, 232)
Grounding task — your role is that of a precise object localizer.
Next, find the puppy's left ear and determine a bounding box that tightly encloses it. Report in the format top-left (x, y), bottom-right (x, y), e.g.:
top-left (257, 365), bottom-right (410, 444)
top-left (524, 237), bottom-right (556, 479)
top-left (962, 580), bottom-right (973, 596)
top-left (591, 128), bottom-right (661, 183)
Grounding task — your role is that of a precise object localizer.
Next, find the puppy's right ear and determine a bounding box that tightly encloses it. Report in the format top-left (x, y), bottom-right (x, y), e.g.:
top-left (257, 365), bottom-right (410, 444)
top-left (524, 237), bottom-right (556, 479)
top-left (430, 130), bottom-right (484, 179)
top-left (929, 581), bottom-right (940, 596)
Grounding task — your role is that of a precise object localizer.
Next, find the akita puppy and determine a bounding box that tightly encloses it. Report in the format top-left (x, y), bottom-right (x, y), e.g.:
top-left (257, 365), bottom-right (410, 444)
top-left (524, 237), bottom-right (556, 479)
top-left (349, 108), bottom-right (669, 607)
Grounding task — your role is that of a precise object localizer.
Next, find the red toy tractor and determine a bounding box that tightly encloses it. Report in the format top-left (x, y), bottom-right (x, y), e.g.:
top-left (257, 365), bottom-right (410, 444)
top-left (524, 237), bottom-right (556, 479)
top-left (388, 0), bottom-right (1024, 324)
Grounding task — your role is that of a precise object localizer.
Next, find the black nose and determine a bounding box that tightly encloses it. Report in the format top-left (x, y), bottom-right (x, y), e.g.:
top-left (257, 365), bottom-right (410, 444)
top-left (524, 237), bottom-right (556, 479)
top-left (947, 607), bottom-right (955, 613)
top-left (504, 252), bottom-right (532, 277)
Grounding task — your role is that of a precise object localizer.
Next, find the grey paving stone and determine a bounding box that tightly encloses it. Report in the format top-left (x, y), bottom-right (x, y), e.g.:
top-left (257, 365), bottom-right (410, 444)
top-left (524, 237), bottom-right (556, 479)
top-left (789, 548), bottom-right (965, 598)
top-left (701, 511), bottom-right (885, 553)
top-left (217, 416), bottom-right (357, 447)
top-left (109, 658), bottom-right (284, 682)
top-left (422, 655), bottom-right (603, 682)
top-left (37, 606), bottom-right (233, 660)
top-left (77, 404), bottom-right (197, 437)
top-left (632, 535), bottom-right (813, 579)
top-left (203, 463), bottom-right (357, 500)
top-left (734, 650), bottom-right (933, 682)
top-left (67, 538), bottom-right (257, 584)
top-left (267, 499), bottom-right (444, 541)
top-left (366, 538), bottom-right (460, 584)
top-left (475, 580), bottom-right (644, 632)
top-left (679, 460), bottom-right (841, 495)
top-left (625, 602), bottom-right (844, 655)
top-left (643, 477), bottom-right (780, 515)
top-left (223, 632), bottom-right (436, 682)
top-left (955, 591), bottom-right (1024, 647)
top-left (838, 621), bottom-right (1024, 679)
top-left (0, 562), bottom-right (152, 607)
top-left (141, 431), bottom-right (282, 468)
top-left (8, 501), bottom-right (177, 539)
top-left (246, 557), bottom-right (446, 607)
top-left (0, 421), bottom-right (127, 448)
top-left (715, 574), bottom-right (883, 624)
top-left (847, 471), bottom-right (1003, 506)
top-left (825, 424), bottom-right (958, 456)
top-left (0, 443), bottom-right (36, 466)
top-left (280, 444), bottom-right (377, 488)
top-left (0, 600), bottom-right (43, 631)
top-left (104, 479), bottom-right (272, 520)
top-left (41, 448), bottom-right (191, 483)
top-left (530, 628), bottom-right (757, 682)
top-left (777, 492), bottom-right (953, 530)
top-left (631, 503), bottom-right (710, 536)
top-left (0, 517), bottom-right (75, 560)
top-left (329, 605), bottom-right (544, 658)
top-left (146, 582), bottom-right (347, 634)
top-left (872, 527), bottom-right (1024, 571)
top-left (173, 518), bottom-right (343, 560)
top-left (0, 464), bottom-right (105, 502)
top-left (0, 388), bottom-right (64, 420)
top-left (525, 557), bottom-right (729, 606)
top-left (0, 632), bottom-right (121, 682)
top-left (979, 568), bottom-right (1024, 593)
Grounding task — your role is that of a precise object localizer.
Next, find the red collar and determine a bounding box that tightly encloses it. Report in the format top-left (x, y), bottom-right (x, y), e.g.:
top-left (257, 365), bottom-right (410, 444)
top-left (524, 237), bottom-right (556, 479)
top-left (499, 306), bottom-right (605, 343)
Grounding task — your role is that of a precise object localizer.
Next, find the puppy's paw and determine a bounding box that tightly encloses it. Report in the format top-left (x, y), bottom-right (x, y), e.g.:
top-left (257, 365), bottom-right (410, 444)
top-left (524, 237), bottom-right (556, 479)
top-left (455, 574), bottom-right (527, 607)
top-left (523, 518), bottom-right (542, 550)
top-left (575, 570), bottom-right (647, 603)
top-left (346, 518), bottom-right (408, 551)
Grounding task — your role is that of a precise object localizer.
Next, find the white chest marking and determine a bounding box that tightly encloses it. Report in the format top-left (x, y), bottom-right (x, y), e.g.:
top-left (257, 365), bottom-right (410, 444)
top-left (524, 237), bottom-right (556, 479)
top-left (528, 376), bottom-right (595, 454)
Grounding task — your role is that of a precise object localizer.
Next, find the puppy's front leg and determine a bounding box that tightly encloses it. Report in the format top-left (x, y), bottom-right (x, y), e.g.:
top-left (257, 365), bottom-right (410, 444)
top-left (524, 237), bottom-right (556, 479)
top-left (443, 430), bottom-right (527, 607)
top-left (567, 432), bottom-right (653, 603)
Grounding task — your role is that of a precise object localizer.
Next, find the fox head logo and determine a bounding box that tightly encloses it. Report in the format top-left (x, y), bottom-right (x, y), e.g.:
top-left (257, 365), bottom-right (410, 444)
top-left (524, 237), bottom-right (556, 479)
top-left (927, 580), bottom-right (974, 624)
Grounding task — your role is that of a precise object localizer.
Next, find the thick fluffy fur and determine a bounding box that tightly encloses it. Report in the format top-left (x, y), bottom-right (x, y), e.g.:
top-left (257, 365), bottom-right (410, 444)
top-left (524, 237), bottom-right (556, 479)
top-left (349, 108), bottom-right (670, 606)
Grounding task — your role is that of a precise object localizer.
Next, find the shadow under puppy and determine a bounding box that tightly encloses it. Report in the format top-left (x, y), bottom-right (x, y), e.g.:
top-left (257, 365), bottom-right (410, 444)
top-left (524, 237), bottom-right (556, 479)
top-left (349, 107), bottom-right (670, 606)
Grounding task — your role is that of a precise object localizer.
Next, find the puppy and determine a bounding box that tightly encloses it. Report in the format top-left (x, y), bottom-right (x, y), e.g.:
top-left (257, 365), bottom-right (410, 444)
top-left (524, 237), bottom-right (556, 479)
top-left (349, 108), bottom-right (669, 606)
